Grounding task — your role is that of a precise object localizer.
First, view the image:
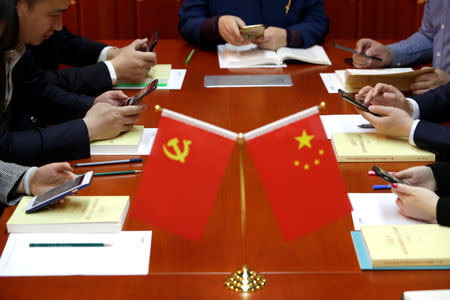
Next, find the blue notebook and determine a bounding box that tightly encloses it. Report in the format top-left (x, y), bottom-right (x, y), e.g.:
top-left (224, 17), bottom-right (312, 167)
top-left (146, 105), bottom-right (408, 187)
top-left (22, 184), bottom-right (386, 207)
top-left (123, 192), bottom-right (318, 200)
top-left (351, 231), bottom-right (450, 270)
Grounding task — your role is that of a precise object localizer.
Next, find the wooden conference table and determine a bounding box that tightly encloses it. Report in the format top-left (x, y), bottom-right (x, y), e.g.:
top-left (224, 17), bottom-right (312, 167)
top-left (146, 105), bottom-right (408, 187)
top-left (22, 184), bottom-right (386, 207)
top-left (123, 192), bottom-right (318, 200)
top-left (0, 39), bottom-right (448, 299)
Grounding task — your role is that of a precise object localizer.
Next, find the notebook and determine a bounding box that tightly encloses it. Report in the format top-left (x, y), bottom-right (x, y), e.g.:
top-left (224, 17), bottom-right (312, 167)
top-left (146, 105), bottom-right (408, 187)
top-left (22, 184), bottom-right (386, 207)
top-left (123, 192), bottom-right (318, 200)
top-left (90, 125), bottom-right (144, 154)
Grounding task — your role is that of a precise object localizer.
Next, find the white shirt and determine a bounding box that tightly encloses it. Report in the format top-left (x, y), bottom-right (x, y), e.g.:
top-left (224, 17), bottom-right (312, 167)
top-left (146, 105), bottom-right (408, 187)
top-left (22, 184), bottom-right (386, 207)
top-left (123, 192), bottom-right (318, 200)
top-left (405, 97), bottom-right (422, 146)
top-left (3, 46), bottom-right (25, 111)
top-left (98, 46), bottom-right (118, 84)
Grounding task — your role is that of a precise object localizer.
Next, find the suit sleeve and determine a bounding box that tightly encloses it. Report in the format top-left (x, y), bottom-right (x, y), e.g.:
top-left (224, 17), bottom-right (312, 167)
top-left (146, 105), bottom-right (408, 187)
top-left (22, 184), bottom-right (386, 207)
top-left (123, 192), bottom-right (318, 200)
top-left (285, 0), bottom-right (329, 48)
top-left (0, 161), bottom-right (29, 206)
top-left (412, 83), bottom-right (450, 123)
top-left (178, 0), bottom-right (212, 47)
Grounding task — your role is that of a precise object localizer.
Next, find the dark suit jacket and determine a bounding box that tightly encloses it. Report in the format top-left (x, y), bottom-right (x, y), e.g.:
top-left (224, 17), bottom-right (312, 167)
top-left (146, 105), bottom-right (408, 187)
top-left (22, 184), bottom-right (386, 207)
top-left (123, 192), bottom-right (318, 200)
top-left (0, 49), bottom-right (94, 166)
top-left (411, 83), bottom-right (450, 160)
top-left (428, 163), bottom-right (450, 226)
top-left (27, 27), bottom-right (112, 96)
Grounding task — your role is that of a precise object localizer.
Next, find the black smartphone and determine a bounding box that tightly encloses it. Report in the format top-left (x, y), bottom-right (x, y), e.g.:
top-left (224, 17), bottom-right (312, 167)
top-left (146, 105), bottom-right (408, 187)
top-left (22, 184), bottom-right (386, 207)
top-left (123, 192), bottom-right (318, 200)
top-left (372, 166), bottom-right (404, 184)
top-left (338, 89), bottom-right (382, 117)
top-left (332, 43), bottom-right (382, 62)
top-left (124, 79), bottom-right (158, 106)
top-left (146, 30), bottom-right (158, 52)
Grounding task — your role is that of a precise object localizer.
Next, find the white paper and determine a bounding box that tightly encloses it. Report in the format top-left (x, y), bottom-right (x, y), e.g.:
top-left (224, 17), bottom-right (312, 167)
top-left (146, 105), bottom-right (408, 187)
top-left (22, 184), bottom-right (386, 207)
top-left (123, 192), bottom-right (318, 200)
top-left (320, 115), bottom-right (376, 139)
top-left (348, 193), bottom-right (430, 230)
top-left (0, 231), bottom-right (152, 276)
top-left (320, 73), bottom-right (343, 93)
top-left (403, 289), bottom-right (450, 300)
top-left (114, 69), bottom-right (186, 90)
top-left (346, 67), bottom-right (413, 75)
top-left (217, 43), bottom-right (287, 69)
top-left (158, 69), bottom-right (186, 90)
top-left (91, 128), bottom-right (157, 155)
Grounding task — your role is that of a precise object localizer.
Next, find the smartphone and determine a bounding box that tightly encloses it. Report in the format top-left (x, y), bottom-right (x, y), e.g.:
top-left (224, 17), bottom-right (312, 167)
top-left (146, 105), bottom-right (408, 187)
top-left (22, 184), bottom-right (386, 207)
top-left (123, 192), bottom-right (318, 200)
top-left (26, 171), bottom-right (93, 213)
top-left (338, 89), bottom-right (381, 117)
top-left (240, 24), bottom-right (265, 40)
top-left (124, 79), bottom-right (158, 106)
top-left (332, 43), bottom-right (382, 62)
top-left (372, 166), bottom-right (404, 185)
top-left (146, 30), bottom-right (158, 52)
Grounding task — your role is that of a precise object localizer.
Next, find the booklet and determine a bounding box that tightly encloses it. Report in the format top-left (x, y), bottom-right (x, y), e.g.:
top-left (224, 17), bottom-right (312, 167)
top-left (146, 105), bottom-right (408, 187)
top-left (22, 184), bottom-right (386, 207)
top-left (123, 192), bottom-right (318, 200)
top-left (218, 43), bottom-right (331, 68)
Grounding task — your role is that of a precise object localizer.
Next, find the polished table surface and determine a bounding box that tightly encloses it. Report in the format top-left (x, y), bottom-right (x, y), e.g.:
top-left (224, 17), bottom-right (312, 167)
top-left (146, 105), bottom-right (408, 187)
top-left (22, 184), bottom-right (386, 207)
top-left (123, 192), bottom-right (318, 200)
top-left (0, 39), bottom-right (448, 299)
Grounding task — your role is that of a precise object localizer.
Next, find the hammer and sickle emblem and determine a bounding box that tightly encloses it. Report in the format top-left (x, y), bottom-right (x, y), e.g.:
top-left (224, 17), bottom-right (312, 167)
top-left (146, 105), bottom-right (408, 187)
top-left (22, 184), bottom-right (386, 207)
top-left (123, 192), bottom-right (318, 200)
top-left (163, 138), bottom-right (192, 163)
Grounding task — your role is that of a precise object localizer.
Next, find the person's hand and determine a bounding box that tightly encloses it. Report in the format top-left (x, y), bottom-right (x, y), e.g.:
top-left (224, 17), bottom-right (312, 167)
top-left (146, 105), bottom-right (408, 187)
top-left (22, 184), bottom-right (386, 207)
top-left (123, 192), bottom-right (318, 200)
top-left (356, 105), bottom-right (414, 137)
top-left (108, 39), bottom-right (157, 83)
top-left (218, 15), bottom-right (251, 46)
top-left (83, 103), bottom-right (147, 141)
top-left (410, 67), bottom-right (450, 95)
top-left (16, 163), bottom-right (76, 196)
top-left (93, 90), bottom-right (128, 106)
top-left (395, 166), bottom-right (437, 190)
top-left (353, 38), bottom-right (392, 68)
top-left (356, 83), bottom-right (413, 114)
top-left (253, 26), bottom-right (287, 51)
top-left (391, 183), bottom-right (438, 222)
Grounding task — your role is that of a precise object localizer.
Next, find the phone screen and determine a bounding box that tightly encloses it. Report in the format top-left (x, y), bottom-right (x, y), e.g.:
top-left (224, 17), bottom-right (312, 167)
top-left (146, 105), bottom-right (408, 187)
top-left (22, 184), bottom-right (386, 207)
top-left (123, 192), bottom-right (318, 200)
top-left (32, 175), bottom-right (85, 207)
top-left (338, 89), bottom-right (381, 117)
top-left (372, 166), bottom-right (404, 184)
top-left (124, 79), bottom-right (158, 106)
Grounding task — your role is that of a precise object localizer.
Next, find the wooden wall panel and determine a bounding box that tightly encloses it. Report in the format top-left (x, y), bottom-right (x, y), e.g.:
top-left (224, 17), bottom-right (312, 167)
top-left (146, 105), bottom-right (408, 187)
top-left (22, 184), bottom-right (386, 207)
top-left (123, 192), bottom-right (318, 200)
top-left (65, 0), bottom-right (426, 41)
top-left (62, 0), bottom-right (79, 35)
top-left (136, 0), bottom-right (183, 39)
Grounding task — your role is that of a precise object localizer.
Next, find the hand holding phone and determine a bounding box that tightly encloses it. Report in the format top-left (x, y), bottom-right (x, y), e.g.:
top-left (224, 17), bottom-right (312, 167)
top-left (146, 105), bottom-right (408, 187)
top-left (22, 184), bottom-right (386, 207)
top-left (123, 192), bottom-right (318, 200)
top-left (338, 89), bottom-right (381, 117)
top-left (240, 24), bottom-right (265, 40)
top-left (26, 171), bottom-right (93, 213)
top-left (372, 166), bottom-right (404, 185)
top-left (146, 30), bottom-right (158, 52)
top-left (123, 79), bottom-right (158, 106)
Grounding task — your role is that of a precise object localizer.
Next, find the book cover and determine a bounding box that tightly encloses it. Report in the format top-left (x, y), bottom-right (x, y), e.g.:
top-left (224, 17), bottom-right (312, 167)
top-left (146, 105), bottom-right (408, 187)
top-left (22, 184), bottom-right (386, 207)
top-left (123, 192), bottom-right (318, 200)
top-left (90, 125), bottom-right (144, 154)
top-left (335, 68), bottom-right (435, 92)
top-left (7, 196), bottom-right (129, 233)
top-left (351, 231), bottom-right (450, 270)
top-left (360, 224), bottom-right (450, 267)
top-left (114, 64), bottom-right (172, 88)
top-left (331, 132), bottom-right (435, 162)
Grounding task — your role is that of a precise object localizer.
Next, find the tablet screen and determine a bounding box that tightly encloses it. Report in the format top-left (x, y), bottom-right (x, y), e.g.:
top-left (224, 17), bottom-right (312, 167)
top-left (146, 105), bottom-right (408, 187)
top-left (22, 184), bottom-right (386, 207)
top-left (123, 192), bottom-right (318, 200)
top-left (31, 175), bottom-right (85, 207)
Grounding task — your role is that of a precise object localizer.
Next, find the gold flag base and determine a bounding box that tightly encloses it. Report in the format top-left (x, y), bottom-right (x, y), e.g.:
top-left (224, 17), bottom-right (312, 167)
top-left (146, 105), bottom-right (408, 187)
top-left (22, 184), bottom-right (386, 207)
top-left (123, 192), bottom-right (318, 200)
top-left (224, 265), bottom-right (267, 293)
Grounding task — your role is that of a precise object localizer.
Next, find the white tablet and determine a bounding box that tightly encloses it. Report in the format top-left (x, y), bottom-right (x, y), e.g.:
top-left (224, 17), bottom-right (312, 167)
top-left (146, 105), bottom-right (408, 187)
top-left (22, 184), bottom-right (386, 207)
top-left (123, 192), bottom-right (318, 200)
top-left (25, 171), bottom-right (93, 213)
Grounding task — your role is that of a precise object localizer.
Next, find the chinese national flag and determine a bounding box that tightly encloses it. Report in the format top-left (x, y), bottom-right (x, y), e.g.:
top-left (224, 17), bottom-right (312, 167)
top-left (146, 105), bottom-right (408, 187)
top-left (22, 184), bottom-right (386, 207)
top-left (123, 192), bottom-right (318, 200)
top-left (244, 106), bottom-right (352, 241)
top-left (132, 109), bottom-right (237, 241)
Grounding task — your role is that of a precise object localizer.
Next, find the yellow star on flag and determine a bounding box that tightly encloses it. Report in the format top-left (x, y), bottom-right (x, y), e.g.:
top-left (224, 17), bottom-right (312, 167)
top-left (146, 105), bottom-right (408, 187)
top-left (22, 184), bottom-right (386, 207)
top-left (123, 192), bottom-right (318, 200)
top-left (295, 130), bottom-right (314, 149)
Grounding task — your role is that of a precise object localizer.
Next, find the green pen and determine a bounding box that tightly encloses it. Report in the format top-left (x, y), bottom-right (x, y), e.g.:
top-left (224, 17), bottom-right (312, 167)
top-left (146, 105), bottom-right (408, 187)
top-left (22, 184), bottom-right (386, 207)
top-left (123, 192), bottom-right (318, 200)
top-left (185, 49), bottom-right (195, 65)
top-left (93, 170), bottom-right (143, 177)
top-left (30, 243), bottom-right (111, 247)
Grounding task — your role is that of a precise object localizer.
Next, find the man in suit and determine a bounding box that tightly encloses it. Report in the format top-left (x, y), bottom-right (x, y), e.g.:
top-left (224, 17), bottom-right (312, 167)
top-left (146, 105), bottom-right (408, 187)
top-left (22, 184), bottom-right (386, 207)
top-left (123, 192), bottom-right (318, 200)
top-left (0, 160), bottom-right (75, 207)
top-left (391, 163), bottom-right (450, 226)
top-left (0, 0), bottom-right (146, 165)
top-left (27, 27), bottom-right (157, 96)
top-left (354, 83), bottom-right (450, 160)
top-left (352, 0), bottom-right (450, 95)
top-left (178, 0), bottom-right (329, 50)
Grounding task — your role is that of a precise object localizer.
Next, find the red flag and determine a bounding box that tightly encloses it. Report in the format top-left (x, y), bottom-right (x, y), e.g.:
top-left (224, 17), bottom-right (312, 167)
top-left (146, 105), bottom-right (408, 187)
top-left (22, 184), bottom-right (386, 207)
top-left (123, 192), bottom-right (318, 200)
top-left (132, 109), bottom-right (237, 241)
top-left (244, 106), bottom-right (352, 241)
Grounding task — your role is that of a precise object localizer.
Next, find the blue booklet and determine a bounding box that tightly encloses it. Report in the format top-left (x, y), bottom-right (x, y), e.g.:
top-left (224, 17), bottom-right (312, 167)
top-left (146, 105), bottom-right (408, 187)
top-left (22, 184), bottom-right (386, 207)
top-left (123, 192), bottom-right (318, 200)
top-left (351, 231), bottom-right (450, 270)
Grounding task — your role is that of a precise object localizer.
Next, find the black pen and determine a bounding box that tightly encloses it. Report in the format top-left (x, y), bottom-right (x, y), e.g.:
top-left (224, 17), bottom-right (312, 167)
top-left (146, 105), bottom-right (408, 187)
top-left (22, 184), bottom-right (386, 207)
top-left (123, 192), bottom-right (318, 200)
top-left (74, 158), bottom-right (143, 167)
top-left (333, 43), bottom-right (382, 62)
top-left (357, 123), bottom-right (375, 129)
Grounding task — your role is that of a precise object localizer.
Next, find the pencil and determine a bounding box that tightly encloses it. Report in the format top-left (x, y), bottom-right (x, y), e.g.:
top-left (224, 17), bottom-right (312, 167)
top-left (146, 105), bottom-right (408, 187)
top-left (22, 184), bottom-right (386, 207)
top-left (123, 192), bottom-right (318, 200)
top-left (185, 49), bottom-right (195, 65)
top-left (30, 243), bottom-right (111, 247)
top-left (93, 170), bottom-right (143, 177)
top-left (74, 158), bottom-right (142, 167)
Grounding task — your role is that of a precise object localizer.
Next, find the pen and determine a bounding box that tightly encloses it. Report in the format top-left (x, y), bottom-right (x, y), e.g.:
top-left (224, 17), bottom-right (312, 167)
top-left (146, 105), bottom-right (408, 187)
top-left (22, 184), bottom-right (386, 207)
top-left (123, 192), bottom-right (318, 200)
top-left (74, 158), bottom-right (142, 167)
top-left (30, 243), bottom-right (111, 247)
top-left (185, 49), bottom-right (195, 65)
top-left (357, 123), bottom-right (375, 129)
top-left (332, 43), bottom-right (382, 62)
top-left (373, 184), bottom-right (391, 190)
top-left (368, 170), bottom-right (395, 176)
top-left (93, 170), bottom-right (143, 177)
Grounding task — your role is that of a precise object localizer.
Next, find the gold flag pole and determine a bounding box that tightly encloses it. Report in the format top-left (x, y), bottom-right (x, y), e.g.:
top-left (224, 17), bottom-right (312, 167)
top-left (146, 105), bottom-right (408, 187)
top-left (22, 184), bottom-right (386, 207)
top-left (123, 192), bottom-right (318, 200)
top-left (224, 133), bottom-right (267, 293)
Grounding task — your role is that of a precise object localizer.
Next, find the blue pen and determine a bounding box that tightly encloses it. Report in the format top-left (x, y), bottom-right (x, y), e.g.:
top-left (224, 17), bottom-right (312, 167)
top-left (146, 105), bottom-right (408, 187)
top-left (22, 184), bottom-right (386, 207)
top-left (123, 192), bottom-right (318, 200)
top-left (373, 184), bottom-right (391, 190)
top-left (73, 158), bottom-right (143, 167)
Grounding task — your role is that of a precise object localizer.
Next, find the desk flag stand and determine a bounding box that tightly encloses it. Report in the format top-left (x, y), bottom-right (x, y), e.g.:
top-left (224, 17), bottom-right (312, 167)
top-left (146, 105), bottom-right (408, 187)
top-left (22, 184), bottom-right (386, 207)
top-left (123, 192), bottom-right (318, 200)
top-left (224, 102), bottom-right (327, 293)
top-left (224, 133), bottom-right (267, 293)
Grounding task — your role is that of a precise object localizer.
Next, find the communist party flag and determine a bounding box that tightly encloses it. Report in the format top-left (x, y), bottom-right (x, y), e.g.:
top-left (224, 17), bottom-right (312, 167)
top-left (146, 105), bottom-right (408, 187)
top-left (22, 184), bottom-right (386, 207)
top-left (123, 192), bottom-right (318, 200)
top-left (244, 106), bottom-right (352, 241)
top-left (131, 108), bottom-right (237, 241)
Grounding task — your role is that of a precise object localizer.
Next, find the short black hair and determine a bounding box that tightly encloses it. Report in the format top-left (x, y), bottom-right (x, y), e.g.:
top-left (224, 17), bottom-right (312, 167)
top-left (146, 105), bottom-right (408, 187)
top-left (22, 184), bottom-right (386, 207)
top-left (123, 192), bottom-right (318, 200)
top-left (0, 0), bottom-right (19, 52)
